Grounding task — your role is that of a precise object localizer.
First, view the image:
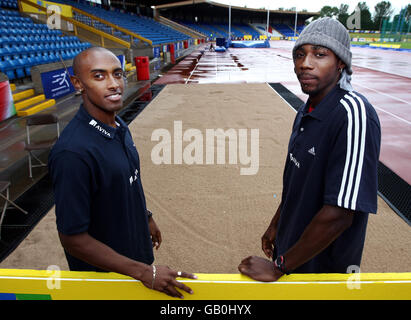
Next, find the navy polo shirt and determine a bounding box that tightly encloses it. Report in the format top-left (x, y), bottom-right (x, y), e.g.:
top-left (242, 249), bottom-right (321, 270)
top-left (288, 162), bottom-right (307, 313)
top-left (276, 85), bottom-right (381, 273)
top-left (48, 104), bottom-right (154, 272)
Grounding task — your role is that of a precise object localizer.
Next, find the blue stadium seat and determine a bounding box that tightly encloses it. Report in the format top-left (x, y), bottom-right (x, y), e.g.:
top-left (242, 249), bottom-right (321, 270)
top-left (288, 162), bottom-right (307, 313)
top-left (24, 57), bottom-right (34, 73)
top-left (61, 50), bottom-right (69, 60)
top-left (15, 59), bottom-right (26, 78)
top-left (0, 60), bottom-right (7, 72)
top-left (48, 52), bottom-right (58, 62)
top-left (33, 55), bottom-right (44, 65)
top-left (0, 7), bottom-right (95, 73)
top-left (3, 62), bottom-right (16, 80)
top-left (3, 45), bottom-right (15, 55)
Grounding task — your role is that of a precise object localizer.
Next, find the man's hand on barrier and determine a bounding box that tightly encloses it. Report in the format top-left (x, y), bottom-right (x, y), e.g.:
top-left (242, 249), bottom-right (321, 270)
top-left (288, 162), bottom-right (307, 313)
top-left (141, 265), bottom-right (197, 299)
top-left (238, 256), bottom-right (283, 282)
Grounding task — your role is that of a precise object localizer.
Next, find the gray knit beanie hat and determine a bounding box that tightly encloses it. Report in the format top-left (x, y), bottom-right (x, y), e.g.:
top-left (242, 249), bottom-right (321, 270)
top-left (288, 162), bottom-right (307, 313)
top-left (293, 17), bottom-right (352, 75)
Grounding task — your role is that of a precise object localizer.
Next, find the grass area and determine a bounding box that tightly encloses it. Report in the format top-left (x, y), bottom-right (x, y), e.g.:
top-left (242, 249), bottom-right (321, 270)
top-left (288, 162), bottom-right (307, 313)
top-left (351, 41), bottom-right (371, 45)
top-left (350, 31), bottom-right (411, 49)
top-left (351, 41), bottom-right (411, 49)
top-left (391, 42), bottom-right (411, 49)
top-left (349, 32), bottom-right (381, 38)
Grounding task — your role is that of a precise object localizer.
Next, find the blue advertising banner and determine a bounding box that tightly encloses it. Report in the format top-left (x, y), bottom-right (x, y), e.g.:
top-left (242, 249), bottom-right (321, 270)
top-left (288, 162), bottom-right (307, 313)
top-left (117, 55), bottom-right (125, 70)
top-left (40, 66), bottom-right (75, 100)
top-left (153, 47), bottom-right (160, 58)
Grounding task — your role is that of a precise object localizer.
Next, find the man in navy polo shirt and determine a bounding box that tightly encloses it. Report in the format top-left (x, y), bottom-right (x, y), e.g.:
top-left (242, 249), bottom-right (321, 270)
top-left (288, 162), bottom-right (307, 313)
top-left (238, 18), bottom-right (381, 280)
top-left (49, 47), bottom-right (196, 298)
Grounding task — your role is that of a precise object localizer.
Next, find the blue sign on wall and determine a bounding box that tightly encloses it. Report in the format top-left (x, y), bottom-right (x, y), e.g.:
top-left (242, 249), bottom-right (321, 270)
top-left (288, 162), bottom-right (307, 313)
top-left (40, 66), bottom-right (75, 100)
top-left (153, 47), bottom-right (160, 58)
top-left (117, 55), bottom-right (125, 70)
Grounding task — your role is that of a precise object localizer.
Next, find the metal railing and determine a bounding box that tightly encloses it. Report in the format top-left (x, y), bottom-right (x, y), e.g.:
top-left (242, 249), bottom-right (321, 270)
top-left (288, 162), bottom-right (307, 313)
top-left (17, 0), bottom-right (140, 49)
top-left (70, 6), bottom-right (152, 46)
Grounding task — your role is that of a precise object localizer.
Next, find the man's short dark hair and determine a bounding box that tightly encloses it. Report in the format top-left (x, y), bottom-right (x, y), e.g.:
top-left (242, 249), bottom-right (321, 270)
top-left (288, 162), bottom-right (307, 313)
top-left (72, 46), bottom-right (113, 76)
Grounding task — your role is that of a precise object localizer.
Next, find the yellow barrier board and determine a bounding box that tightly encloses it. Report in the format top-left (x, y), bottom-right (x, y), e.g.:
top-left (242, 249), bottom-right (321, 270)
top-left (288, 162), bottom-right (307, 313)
top-left (370, 43), bottom-right (401, 49)
top-left (259, 35), bottom-right (267, 40)
top-left (244, 35), bottom-right (252, 40)
top-left (21, 0), bottom-right (73, 17)
top-left (0, 269), bottom-right (410, 300)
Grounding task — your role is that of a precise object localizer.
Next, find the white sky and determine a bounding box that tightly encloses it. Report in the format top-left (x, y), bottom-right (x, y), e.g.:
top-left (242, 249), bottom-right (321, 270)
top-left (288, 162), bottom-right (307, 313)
top-left (213, 0), bottom-right (409, 15)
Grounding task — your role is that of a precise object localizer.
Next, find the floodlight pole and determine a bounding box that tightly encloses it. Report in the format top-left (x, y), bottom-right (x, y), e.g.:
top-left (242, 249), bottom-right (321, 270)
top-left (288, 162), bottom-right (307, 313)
top-left (294, 7), bottom-right (298, 37)
top-left (229, 5), bottom-right (231, 40)
top-left (266, 8), bottom-right (270, 38)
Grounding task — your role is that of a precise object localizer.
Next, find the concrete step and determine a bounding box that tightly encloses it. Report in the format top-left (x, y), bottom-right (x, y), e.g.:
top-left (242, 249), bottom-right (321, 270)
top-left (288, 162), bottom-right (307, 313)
top-left (16, 99), bottom-right (56, 117)
top-left (12, 89), bottom-right (35, 103)
top-left (125, 62), bottom-right (133, 71)
top-left (14, 94), bottom-right (46, 111)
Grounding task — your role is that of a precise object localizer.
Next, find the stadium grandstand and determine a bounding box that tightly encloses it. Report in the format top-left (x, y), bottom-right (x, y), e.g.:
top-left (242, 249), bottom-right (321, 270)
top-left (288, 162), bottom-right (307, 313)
top-left (0, 3), bottom-right (91, 81)
top-left (0, 0), bottom-right (316, 119)
top-left (52, 0), bottom-right (192, 45)
top-left (155, 1), bottom-right (315, 40)
top-left (0, 0), bottom-right (410, 303)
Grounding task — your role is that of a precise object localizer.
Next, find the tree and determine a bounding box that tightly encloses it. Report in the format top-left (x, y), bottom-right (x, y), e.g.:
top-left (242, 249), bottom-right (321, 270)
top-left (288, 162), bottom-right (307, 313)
top-left (353, 2), bottom-right (375, 29)
top-left (315, 5), bottom-right (339, 20)
top-left (323, 5), bottom-right (339, 17)
top-left (374, 1), bottom-right (393, 30)
top-left (357, 1), bottom-right (369, 11)
top-left (338, 4), bottom-right (350, 26)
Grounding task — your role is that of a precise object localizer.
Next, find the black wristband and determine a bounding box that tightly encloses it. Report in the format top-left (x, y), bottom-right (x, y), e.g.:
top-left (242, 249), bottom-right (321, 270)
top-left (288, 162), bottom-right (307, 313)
top-left (147, 210), bottom-right (153, 218)
top-left (274, 255), bottom-right (290, 275)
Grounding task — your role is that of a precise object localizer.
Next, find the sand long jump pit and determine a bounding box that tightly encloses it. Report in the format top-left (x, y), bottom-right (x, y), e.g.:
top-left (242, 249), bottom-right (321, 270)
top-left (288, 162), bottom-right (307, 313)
top-left (130, 83), bottom-right (291, 274)
top-left (1, 82), bottom-right (410, 275)
top-left (128, 83), bottom-right (411, 274)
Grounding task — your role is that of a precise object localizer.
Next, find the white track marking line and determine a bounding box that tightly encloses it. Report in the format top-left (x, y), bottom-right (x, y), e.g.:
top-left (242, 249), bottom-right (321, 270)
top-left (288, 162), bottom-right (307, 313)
top-left (373, 106), bottom-right (411, 126)
top-left (354, 82), bottom-right (411, 105)
top-left (268, 82), bottom-right (411, 126)
top-left (354, 83), bottom-right (411, 126)
top-left (185, 56), bottom-right (202, 84)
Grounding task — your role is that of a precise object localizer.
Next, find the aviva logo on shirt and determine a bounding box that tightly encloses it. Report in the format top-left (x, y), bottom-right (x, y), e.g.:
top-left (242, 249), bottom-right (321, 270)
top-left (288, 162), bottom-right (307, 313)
top-left (89, 119), bottom-right (112, 138)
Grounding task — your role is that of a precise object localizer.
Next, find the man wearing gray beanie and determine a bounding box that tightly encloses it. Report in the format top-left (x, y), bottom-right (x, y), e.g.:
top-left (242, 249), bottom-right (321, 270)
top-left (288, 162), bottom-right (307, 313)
top-left (239, 18), bottom-right (381, 280)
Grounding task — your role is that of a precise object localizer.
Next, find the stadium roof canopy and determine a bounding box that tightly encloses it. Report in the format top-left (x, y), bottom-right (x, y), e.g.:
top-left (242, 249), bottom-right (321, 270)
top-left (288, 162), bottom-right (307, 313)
top-left (136, 0), bottom-right (188, 5)
top-left (152, 0), bottom-right (319, 18)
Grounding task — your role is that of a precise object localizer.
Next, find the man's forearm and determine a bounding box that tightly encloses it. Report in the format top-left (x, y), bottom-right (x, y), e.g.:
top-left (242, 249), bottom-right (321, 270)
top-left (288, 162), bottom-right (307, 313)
top-left (282, 205), bottom-right (354, 272)
top-left (59, 232), bottom-right (151, 280)
top-left (270, 201), bottom-right (282, 229)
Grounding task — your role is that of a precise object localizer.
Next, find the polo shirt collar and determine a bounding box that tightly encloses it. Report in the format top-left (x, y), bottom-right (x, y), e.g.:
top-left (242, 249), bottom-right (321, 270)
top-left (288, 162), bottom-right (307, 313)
top-left (302, 85), bottom-right (344, 121)
top-left (76, 104), bottom-right (121, 140)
